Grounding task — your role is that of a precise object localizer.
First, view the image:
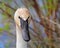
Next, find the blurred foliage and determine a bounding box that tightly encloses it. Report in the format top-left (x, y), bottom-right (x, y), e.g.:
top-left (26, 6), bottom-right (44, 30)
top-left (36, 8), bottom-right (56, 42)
top-left (0, 0), bottom-right (60, 48)
top-left (1, 0), bottom-right (12, 4)
top-left (0, 23), bottom-right (9, 31)
top-left (4, 23), bottom-right (10, 31)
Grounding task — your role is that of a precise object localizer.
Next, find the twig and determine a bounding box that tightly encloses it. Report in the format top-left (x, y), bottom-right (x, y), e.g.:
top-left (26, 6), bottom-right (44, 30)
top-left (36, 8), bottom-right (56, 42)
top-left (0, 8), bottom-right (13, 19)
top-left (0, 1), bottom-right (16, 11)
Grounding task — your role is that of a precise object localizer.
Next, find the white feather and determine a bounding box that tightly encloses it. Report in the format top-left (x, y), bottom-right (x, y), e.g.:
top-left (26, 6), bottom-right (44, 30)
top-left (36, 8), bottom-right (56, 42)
top-left (14, 8), bottom-right (31, 48)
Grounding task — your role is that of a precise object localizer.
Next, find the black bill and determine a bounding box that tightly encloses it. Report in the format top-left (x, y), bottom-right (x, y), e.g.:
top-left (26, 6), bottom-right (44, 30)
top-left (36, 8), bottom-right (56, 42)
top-left (19, 17), bottom-right (30, 42)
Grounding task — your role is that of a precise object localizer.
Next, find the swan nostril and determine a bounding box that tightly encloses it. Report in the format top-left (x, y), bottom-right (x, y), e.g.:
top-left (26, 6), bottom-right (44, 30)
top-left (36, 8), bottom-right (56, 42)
top-left (24, 39), bottom-right (30, 42)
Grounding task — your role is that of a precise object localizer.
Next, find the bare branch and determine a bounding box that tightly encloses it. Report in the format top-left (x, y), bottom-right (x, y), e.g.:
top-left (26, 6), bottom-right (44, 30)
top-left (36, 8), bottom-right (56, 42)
top-left (0, 8), bottom-right (13, 19)
top-left (0, 1), bottom-right (16, 11)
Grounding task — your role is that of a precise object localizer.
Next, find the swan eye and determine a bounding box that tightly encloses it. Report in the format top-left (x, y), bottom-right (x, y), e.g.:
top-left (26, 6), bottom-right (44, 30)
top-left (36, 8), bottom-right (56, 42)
top-left (18, 16), bottom-right (22, 20)
top-left (18, 16), bottom-right (20, 19)
top-left (18, 16), bottom-right (24, 21)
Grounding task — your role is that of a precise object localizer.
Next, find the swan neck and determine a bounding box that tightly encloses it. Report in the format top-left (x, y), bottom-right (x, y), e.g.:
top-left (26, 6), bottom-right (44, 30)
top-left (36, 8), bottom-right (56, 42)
top-left (16, 25), bottom-right (28, 48)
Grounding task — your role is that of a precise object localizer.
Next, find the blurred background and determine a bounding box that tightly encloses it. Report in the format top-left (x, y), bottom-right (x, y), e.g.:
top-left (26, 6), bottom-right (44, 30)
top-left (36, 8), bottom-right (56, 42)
top-left (0, 0), bottom-right (60, 48)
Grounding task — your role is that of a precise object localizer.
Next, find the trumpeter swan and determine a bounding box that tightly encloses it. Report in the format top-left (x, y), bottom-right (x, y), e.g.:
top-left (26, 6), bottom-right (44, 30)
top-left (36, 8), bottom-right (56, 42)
top-left (14, 8), bottom-right (31, 48)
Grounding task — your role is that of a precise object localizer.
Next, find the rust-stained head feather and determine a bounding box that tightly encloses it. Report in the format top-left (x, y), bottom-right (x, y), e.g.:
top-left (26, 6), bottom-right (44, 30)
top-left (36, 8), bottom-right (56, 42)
top-left (14, 8), bottom-right (31, 26)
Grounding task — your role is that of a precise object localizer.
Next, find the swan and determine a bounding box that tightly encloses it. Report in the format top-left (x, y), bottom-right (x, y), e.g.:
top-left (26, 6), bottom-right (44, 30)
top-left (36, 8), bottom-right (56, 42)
top-left (14, 8), bottom-right (31, 48)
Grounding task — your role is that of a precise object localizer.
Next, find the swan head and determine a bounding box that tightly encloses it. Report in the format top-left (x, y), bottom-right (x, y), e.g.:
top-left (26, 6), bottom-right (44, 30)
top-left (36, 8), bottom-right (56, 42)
top-left (14, 8), bottom-right (31, 42)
